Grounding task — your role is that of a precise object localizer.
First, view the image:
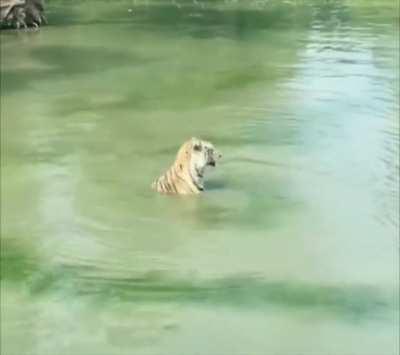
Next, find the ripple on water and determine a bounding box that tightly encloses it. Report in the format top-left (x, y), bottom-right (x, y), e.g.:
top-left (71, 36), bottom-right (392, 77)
top-left (1, 2), bottom-right (399, 354)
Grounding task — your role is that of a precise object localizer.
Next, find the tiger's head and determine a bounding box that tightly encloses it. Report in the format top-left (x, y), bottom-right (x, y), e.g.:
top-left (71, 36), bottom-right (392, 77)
top-left (190, 137), bottom-right (221, 173)
top-left (177, 137), bottom-right (222, 190)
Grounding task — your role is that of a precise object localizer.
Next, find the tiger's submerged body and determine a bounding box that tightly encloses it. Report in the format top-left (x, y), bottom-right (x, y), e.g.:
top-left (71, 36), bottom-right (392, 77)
top-left (152, 137), bottom-right (221, 195)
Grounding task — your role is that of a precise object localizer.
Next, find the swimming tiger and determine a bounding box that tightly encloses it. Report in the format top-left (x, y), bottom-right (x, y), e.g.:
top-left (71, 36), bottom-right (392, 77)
top-left (152, 137), bottom-right (222, 195)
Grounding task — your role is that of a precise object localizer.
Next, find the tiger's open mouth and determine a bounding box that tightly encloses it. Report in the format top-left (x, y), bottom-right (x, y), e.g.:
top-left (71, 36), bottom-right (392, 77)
top-left (208, 160), bottom-right (216, 167)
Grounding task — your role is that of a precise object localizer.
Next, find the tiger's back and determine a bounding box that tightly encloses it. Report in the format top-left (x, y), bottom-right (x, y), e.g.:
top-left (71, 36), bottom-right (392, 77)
top-left (152, 164), bottom-right (200, 195)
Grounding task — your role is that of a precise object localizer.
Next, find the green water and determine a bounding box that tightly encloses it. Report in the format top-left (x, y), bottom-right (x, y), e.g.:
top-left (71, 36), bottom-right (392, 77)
top-left (1, 1), bottom-right (399, 354)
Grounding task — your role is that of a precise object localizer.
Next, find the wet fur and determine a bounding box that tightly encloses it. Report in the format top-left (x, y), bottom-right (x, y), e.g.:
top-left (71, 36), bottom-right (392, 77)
top-left (152, 138), bottom-right (220, 195)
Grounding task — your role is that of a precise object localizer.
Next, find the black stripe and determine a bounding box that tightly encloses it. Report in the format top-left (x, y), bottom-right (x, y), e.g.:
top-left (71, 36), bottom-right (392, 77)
top-left (159, 179), bottom-right (167, 193)
top-left (165, 170), bottom-right (173, 193)
top-left (168, 169), bottom-right (178, 193)
top-left (166, 170), bottom-right (177, 193)
top-left (164, 178), bottom-right (173, 193)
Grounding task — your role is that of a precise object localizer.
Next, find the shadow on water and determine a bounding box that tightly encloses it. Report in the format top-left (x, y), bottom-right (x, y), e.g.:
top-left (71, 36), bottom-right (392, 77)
top-left (121, 3), bottom-right (313, 39)
top-left (44, 0), bottom-right (315, 35)
top-left (16, 268), bottom-right (400, 321)
top-left (1, 45), bottom-right (145, 94)
top-left (205, 179), bottom-right (226, 191)
top-left (42, 0), bottom-right (381, 37)
top-left (1, 239), bottom-right (398, 322)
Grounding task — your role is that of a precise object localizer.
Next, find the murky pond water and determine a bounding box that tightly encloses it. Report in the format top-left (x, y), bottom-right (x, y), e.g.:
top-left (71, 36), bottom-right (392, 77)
top-left (1, 1), bottom-right (399, 354)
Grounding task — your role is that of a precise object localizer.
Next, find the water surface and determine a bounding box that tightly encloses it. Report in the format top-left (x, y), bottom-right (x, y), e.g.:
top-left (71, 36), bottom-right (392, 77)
top-left (1, 1), bottom-right (399, 354)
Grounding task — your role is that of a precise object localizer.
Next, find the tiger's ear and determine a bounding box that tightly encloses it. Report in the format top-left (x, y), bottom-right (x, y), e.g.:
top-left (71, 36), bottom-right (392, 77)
top-left (191, 137), bottom-right (202, 151)
top-left (193, 143), bottom-right (202, 151)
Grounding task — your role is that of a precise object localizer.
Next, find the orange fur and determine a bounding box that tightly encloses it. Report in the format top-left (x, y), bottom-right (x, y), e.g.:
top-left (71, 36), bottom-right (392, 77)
top-left (152, 138), bottom-right (220, 195)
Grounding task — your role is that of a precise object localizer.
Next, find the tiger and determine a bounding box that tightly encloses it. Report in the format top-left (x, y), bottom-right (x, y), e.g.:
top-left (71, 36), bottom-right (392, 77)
top-left (152, 137), bottom-right (222, 195)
